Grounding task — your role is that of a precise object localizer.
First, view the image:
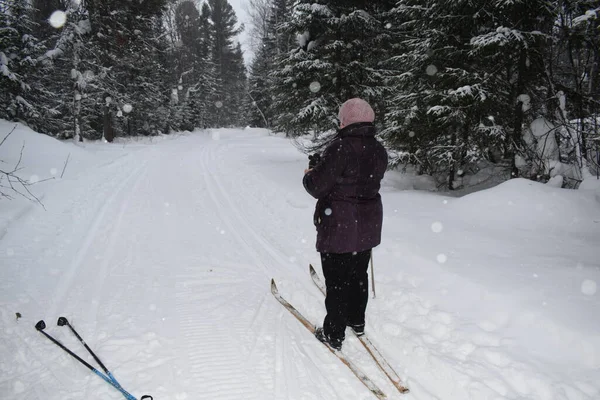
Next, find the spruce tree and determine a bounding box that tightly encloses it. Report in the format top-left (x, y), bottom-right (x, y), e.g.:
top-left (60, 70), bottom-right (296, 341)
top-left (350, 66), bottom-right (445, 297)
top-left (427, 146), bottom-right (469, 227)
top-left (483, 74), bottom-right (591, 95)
top-left (0, 0), bottom-right (44, 124)
top-left (207, 0), bottom-right (246, 127)
top-left (270, 1), bottom-right (393, 137)
top-left (84, 0), bottom-right (168, 140)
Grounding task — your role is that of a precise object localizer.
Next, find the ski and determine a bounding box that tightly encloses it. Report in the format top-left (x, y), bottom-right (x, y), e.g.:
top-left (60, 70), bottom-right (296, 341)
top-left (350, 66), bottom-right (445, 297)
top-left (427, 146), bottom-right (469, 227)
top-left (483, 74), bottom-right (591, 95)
top-left (270, 279), bottom-right (387, 399)
top-left (309, 264), bottom-right (410, 394)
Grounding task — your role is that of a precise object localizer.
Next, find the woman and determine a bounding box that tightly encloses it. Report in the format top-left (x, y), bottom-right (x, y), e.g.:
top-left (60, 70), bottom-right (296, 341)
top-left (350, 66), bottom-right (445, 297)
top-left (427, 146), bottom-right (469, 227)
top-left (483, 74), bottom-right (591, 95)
top-left (303, 98), bottom-right (388, 350)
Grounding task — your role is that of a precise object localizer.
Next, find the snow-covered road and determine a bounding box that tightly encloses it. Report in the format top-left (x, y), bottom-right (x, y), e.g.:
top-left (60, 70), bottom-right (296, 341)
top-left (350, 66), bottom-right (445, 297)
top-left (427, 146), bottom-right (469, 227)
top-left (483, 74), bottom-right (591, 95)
top-left (1, 126), bottom-right (599, 400)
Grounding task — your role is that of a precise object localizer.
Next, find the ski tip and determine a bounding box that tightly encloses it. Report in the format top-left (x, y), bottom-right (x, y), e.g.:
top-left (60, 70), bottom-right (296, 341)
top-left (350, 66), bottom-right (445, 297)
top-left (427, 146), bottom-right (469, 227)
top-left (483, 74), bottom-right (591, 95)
top-left (35, 320), bottom-right (46, 331)
top-left (270, 279), bottom-right (278, 293)
top-left (309, 264), bottom-right (316, 274)
top-left (57, 317), bottom-right (68, 327)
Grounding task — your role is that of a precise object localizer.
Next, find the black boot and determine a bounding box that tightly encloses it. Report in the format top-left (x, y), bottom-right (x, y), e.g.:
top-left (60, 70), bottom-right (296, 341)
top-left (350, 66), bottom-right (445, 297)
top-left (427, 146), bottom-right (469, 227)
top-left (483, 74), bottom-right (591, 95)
top-left (348, 323), bottom-right (365, 337)
top-left (315, 327), bottom-right (342, 351)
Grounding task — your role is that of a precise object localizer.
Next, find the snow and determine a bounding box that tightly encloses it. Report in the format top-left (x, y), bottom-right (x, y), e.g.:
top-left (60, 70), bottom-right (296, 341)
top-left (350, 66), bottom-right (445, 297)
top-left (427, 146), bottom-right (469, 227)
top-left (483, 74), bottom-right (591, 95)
top-left (430, 222), bottom-right (443, 233)
top-left (309, 81), bottom-right (321, 93)
top-left (574, 8), bottom-right (599, 25)
top-left (581, 280), bottom-right (597, 296)
top-left (296, 31), bottom-right (310, 48)
top-left (517, 93), bottom-right (531, 111)
top-left (49, 11), bottom-right (67, 29)
top-left (1, 122), bottom-right (599, 400)
top-left (425, 65), bottom-right (438, 76)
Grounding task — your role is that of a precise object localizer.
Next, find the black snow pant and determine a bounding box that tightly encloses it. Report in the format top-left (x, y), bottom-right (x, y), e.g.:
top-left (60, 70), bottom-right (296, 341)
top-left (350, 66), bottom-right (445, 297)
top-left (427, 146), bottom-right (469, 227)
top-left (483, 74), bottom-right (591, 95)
top-left (321, 249), bottom-right (371, 343)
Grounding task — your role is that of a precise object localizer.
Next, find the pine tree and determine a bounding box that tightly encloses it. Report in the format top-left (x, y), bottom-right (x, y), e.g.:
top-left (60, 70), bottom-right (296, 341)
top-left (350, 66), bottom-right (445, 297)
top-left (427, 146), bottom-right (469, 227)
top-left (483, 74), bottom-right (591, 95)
top-left (84, 0), bottom-right (169, 140)
top-left (383, 0), bottom-right (558, 188)
top-left (247, 0), bottom-right (294, 128)
top-left (551, 0), bottom-right (600, 175)
top-left (469, 0), bottom-right (558, 181)
top-left (248, 41), bottom-right (272, 127)
top-left (207, 0), bottom-right (246, 127)
top-left (270, 1), bottom-right (394, 137)
top-left (26, 0), bottom-right (98, 140)
top-left (384, 0), bottom-right (494, 188)
top-left (0, 0), bottom-right (45, 124)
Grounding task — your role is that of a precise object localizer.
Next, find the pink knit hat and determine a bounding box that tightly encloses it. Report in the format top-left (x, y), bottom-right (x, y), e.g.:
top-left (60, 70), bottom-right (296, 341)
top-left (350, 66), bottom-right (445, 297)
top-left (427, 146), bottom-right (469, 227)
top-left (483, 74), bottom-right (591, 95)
top-left (338, 98), bottom-right (375, 127)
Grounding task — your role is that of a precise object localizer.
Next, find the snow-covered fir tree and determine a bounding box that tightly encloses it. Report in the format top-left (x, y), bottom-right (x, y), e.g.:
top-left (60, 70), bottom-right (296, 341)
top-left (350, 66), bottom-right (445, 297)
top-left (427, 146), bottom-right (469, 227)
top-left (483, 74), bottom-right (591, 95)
top-left (270, 1), bottom-right (395, 137)
top-left (383, 0), bottom-right (560, 189)
top-left (0, 0), bottom-right (45, 124)
top-left (551, 0), bottom-right (600, 178)
top-left (84, 0), bottom-right (169, 140)
top-left (247, 0), bottom-right (294, 128)
top-left (207, 0), bottom-right (247, 127)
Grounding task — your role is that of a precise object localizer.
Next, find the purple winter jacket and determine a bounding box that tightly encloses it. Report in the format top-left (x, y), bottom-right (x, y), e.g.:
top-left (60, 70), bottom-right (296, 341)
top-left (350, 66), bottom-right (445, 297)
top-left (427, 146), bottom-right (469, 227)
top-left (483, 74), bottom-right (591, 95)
top-left (303, 122), bottom-right (388, 254)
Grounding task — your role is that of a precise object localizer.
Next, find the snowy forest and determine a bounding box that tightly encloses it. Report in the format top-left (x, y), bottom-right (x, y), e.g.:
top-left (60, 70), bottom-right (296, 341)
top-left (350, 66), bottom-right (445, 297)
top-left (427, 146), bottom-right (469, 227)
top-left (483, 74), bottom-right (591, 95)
top-left (1, 0), bottom-right (599, 190)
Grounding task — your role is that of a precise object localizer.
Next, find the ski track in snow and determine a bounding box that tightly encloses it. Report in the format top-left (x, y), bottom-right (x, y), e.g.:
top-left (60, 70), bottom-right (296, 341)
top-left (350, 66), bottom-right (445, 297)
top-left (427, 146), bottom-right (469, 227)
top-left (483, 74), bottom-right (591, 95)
top-left (1, 129), bottom-right (599, 400)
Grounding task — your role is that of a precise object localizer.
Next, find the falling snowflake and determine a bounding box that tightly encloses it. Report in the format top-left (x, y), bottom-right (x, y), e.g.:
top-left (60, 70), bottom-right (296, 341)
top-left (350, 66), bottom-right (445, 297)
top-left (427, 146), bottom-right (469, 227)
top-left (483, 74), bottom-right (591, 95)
top-left (309, 81), bottom-right (321, 93)
top-left (117, 110), bottom-right (123, 117)
top-left (386, 23), bottom-right (392, 29)
top-left (29, 175), bottom-right (40, 184)
top-left (409, 131), bottom-right (416, 138)
top-left (426, 65), bottom-right (438, 76)
top-left (50, 168), bottom-right (58, 176)
top-left (431, 222), bottom-right (443, 233)
top-left (215, 101), bottom-right (223, 109)
top-left (324, 208), bottom-right (332, 216)
top-left (437, 254), bottom-right (447, 264)
top-left (49, 11), bottom-right (67, 29)
top-left (123, 104), bottom-right (133, 113)
top-left (581, 280), bottom-right (597, 296)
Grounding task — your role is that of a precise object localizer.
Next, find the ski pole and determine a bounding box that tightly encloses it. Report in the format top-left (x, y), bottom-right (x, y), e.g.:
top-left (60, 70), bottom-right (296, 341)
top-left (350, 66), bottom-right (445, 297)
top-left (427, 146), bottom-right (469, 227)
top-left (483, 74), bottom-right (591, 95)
top-left (370, 251), bottom-right (376, 299)
top-left (35, 321), bottom-right (151, 400)
top-left (57, 317), bottom-right (122, 388)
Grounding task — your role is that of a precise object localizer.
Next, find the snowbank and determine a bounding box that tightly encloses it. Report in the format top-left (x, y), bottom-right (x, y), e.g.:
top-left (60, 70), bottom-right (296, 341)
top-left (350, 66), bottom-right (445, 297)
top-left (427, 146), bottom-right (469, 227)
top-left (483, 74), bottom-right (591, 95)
top-left (378, 175), bottom-right (600, 399)
top-left (0, 121), bottom-right (100, 235)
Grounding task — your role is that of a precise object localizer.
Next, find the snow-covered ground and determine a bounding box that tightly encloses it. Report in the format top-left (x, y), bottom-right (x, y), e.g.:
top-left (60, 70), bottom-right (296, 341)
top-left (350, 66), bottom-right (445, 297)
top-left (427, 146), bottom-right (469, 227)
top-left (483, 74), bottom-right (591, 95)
top-left (1, 121), bottom-right (599, 400)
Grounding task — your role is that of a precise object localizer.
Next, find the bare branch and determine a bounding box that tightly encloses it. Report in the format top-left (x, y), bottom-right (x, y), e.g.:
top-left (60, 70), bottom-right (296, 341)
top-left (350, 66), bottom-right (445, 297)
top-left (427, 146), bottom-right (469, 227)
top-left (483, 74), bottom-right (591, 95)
top-left (0, 124), bottom-right (17, 148)
top-left (0, 128), bottom-right (46, 208)
top-left (61, 153), bottom-right (71, 178)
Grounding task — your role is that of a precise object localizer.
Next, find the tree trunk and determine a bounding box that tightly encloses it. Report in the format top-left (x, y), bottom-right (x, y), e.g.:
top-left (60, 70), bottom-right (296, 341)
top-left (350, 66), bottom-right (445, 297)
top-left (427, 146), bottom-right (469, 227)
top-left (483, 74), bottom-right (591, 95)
top-left (510, 49), bottom-right (529, 179)
top-left (103, 104), bottom-right (115, 142)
